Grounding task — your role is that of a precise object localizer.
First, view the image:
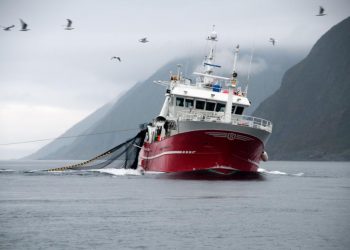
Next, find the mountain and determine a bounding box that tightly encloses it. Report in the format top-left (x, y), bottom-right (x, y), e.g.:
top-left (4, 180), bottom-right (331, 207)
top-left (26, 57), bottom-right (197, 159)
top-left (253, 17), bottom-right (350, 160)
top-left (25, 101), bottom-right (115, 159)
top-left (26, 51), bottom-right (303, 160)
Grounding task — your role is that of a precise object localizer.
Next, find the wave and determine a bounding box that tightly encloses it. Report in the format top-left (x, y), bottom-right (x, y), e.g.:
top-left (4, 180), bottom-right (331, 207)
top-left (0, 169), bottom-right (16, 173)
top-left (2, 167), bottom-right (305, 178)
top-left (258, 168), bottom-right (304, 177)
top-left (0, 168), bottom-right (145, 177)
top-left (89, 168), bottom-right (143, 176)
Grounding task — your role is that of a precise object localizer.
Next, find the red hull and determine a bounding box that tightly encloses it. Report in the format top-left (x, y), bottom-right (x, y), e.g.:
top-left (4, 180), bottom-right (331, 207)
top-left (139, 130), bottom-right (264, 175)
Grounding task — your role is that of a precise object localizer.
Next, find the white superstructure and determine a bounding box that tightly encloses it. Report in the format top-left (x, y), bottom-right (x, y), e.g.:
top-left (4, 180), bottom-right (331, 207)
top-left (154, 27), bottom-right (272, 134)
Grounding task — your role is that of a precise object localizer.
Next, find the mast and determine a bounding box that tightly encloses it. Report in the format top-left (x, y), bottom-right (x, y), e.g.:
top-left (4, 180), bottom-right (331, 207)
top-left (203, 25), bottom-right (219, 84)
top-left (159, 94), bottom-right (170, 118)
top-left (224, 45), bottom-right (240, 123)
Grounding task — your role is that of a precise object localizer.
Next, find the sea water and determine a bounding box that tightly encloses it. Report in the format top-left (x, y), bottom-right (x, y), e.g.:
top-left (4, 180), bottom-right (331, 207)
top-left (0, 161), bottom-right (349, 250)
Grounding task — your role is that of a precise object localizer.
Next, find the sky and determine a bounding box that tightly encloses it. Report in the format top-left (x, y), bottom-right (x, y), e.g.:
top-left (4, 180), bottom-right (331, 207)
top-left (0, 0), bottom-right (349, 160)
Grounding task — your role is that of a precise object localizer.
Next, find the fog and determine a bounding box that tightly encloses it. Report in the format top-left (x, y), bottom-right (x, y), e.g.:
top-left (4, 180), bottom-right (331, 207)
top-left (0, 0), bottom-right (349, 159)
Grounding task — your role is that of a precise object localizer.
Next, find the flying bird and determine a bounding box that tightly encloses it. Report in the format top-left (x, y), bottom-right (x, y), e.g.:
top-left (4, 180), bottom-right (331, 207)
top-left (65, 19), bottom-right (74, 30)
top-left (316, 6), bottom-right (326, 16)
top-left (269, 38), bottom-right (276, 46)
top-left (1, 25), bottom-right (15, 31)
top-left (111, 56), bottom-right (121, 62)
top-left (139, 37), bottom-right (149, 43)
top-left (19, 19), bottom-right (29, 31)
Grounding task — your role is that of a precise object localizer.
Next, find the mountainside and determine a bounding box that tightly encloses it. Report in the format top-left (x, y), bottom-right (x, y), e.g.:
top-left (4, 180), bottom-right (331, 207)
top-left (25, 101), bottom-right (115, 160)
top-left (253, 17), bottom-right (350, 160)
top-left (27, 51), bottom-right (303, 160)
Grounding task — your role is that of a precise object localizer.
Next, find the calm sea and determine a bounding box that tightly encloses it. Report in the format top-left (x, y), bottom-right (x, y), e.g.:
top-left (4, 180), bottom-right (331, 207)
top-left (0, 161), bottom-right (349, 250)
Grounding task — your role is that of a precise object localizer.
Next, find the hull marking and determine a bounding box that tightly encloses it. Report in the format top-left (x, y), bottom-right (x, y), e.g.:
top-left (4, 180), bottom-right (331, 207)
top-left (141, 150), bottom-right (196, 160)
top-left (205, 132), bottom-right (253, 141)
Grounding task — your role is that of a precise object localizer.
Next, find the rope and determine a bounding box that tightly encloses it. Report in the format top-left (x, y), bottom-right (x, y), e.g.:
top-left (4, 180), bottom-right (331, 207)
top-left (47, 149), bottom-right (113, 172)
top-left (0, 128), bottom-right (139, 146)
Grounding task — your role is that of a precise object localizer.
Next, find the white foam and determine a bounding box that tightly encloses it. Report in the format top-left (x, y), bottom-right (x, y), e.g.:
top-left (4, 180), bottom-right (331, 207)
top-left (90, 168), bottom-right (143, 176)
top-left (292, 172), bottom-right (304, 177)
top-left (258, 168), bottom-right (304, 176)
top-left (0, 169), bottom-right (16, 172)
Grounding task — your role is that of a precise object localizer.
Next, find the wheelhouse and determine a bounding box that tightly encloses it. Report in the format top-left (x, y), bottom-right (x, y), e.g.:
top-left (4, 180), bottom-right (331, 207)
top-left (172, 95), bottom-right (247, 116)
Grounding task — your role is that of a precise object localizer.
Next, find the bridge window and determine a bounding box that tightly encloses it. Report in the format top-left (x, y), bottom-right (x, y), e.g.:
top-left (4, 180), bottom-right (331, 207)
top-left (206, 102), bottom-right (216, 111)
top-left (185, 99), bottom-right (194, 108)
top-left (195, 100), bottom-right (205, 110)
top-left (215, 103), bottom-right (225, 112)
top-left (235, 106), bottom-right (244, 115)
top-left (176, 97), bottom-right (184, 107)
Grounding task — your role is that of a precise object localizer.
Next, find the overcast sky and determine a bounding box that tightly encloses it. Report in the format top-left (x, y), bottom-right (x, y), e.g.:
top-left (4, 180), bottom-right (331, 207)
top-left (0, 0), bottom-right (349, 159)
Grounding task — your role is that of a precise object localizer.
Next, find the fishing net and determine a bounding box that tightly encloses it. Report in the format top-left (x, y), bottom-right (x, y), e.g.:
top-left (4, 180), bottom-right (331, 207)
top-left (47, 129), bottom-right (147, 172)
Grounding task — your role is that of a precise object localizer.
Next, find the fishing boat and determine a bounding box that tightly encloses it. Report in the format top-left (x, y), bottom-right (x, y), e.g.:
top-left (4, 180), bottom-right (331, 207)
top-left (137, 28), bottom-right (272, 176)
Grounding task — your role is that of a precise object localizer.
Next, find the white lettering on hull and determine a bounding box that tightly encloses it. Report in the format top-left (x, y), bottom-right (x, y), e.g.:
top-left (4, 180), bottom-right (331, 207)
top-left (141, 150), bottom-right (196, 160)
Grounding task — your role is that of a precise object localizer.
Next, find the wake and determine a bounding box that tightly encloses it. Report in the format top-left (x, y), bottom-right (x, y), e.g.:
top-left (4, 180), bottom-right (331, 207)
top-left (258, 168), bottom-right (304, 177)
top-left (0, 168), bottom-right (144, 177)
top-left (2, 167), bottom-right (304, 178)
top-left (89, 168), bottom-right (143, 176)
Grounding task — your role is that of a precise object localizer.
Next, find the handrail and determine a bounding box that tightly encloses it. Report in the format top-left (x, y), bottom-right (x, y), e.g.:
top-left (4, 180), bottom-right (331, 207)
top-left (177, 110), bottom-right (272, 133)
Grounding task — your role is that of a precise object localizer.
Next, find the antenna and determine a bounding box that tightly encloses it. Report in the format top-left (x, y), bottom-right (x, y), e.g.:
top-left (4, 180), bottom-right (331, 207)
top-left (231, 44), bottom-right (239, 87)
top-left (177, 64), bottom-right (182, 79)
top-left (245, 46), bottom-right (255, 96)
top-left (232, 45), bottom-right (239, 75)
top-left (224, 44), bottom-right (239, 123)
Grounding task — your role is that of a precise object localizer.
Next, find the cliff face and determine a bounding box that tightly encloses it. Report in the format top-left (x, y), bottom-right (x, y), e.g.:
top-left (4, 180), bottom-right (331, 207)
top-left (253, 17), bottom-right (350, 160)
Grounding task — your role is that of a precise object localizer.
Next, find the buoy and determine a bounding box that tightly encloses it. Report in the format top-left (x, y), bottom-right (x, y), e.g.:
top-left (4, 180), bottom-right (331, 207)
top-left (261, 151), bottom-right (268, 161)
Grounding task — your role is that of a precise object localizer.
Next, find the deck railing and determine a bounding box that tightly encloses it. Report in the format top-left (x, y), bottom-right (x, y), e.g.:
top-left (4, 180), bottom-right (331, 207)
top-left (177, 110), bottom-right (272, 133)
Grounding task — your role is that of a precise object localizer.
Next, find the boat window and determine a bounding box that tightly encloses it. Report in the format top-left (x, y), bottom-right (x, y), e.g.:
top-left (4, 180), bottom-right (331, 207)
top-left (185, 99), bottom-right (194, 108)
top-left (215, 103), bottom-right (225, 112)
top-left (206, 102), bottom-right (216, 111)
top-left (231, 105), bottom-right (236, 114)
top-left (235, 106), bottom-right (244, 115)
top-left (176, 97), bottom-right (184, 107)
top-left (195, 100), bottom-right (205, 110)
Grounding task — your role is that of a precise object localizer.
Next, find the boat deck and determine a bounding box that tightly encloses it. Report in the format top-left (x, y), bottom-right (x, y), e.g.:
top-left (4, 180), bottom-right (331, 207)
top-left (177, 110), bottom-right (272, 133)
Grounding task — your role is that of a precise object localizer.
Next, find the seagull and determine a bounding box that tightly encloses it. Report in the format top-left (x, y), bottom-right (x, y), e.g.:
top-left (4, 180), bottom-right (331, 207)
top-left (316, 6), bottom-right (326, 16)
top-left (139, 37), bottom-right (149, 43)
top-left (19, 19), bottom-right (29, 31)
top-left (111, 56), bottom-right (121, 62)
top-left (65, 19), bottom-right (74, 30)
top-left (1, 25), bottom-right (15, 31)
top-left (269, 38), bottom-right (276, 46)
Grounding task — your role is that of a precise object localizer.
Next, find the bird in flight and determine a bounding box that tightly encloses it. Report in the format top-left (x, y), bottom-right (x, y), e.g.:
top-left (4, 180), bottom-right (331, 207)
top-left (269, 38), bottom-right (276, 46)
top-left (65, 19), bottom-right (74, 30)
top-left (1, 25), bottom-right (15, 31)
top-left (316, 6), bottom-right (326, 16)
top-left (111, 56), bottom-right (121, 62)
top-left (139, 37), bottom-right (149, 43)
top-left (19, 19), bottom-right (30, 31)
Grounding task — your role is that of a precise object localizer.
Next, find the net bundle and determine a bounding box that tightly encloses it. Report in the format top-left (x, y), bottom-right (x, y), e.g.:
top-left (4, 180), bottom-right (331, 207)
top-left (48, 129), bottom-right (147, 172)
